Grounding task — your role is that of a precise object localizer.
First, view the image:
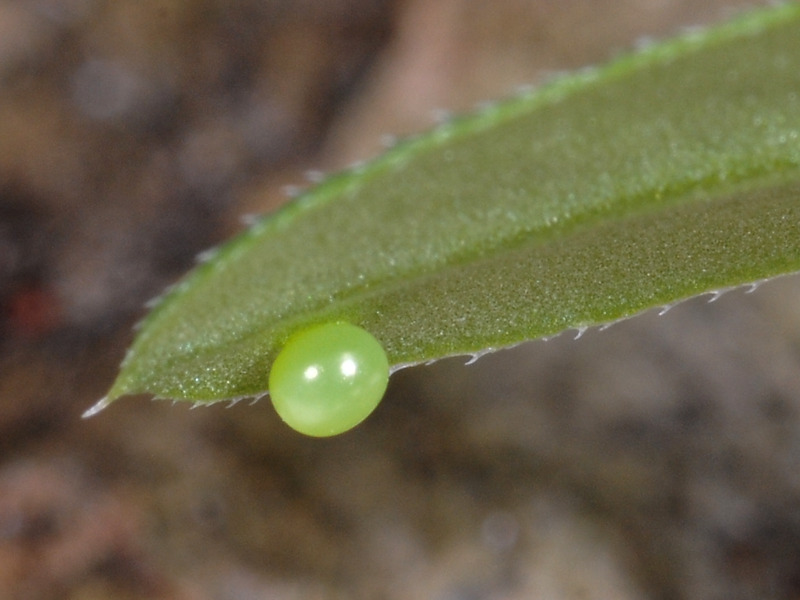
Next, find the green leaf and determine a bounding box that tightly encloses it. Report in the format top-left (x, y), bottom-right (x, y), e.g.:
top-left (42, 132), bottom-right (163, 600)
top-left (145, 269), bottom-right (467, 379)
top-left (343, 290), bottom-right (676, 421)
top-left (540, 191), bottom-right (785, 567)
top-left (100, 4), bottom-right (800, 407)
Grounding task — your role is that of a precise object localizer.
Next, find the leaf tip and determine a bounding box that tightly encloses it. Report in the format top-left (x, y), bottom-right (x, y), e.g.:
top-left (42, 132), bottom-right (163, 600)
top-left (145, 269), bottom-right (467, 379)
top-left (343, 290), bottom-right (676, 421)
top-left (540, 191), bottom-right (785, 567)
top-left (82, 395), bottom-right (113, 419)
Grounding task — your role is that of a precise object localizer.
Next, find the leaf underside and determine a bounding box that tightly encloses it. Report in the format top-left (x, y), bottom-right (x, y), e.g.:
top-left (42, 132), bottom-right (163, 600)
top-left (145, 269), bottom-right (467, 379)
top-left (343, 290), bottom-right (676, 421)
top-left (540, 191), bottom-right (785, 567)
top-left (106, 4), bottom-right (800, 404)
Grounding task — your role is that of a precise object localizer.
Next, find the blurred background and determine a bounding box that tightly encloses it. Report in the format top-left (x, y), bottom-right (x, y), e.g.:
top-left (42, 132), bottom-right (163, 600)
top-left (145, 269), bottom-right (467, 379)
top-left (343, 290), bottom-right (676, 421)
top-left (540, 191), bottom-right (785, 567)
top-left (1, 0), bottom-right (800, 598)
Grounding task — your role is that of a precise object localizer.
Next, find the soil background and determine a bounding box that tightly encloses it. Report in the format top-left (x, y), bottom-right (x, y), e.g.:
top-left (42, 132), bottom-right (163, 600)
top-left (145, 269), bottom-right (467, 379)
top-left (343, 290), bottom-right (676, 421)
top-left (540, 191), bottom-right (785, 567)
top-left (1, 1), bottom-right (800, 599)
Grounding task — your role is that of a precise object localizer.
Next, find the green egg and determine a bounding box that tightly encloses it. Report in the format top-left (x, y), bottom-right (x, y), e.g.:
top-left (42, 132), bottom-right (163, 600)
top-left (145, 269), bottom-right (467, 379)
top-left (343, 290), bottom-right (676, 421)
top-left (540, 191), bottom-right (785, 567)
top-left (268, 322), bottom-right (390, 437)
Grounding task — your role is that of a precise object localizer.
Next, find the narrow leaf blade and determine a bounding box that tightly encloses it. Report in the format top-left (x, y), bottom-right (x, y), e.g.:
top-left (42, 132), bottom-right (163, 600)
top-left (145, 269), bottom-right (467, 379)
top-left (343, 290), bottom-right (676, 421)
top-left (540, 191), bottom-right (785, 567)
top-left (106, 4), bottom-right (800, 404)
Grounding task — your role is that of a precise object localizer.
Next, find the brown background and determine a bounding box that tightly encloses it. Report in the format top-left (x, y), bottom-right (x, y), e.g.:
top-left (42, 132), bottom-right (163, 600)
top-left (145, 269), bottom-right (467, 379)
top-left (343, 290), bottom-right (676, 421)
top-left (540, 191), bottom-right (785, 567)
top-left (1, 1), bottom-right (799, 598)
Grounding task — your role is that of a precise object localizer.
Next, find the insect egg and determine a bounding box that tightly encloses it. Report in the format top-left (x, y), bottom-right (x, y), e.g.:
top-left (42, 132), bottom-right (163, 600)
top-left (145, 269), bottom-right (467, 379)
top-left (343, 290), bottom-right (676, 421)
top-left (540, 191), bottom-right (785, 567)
top-left (268, 322), bottom-right (390, 437)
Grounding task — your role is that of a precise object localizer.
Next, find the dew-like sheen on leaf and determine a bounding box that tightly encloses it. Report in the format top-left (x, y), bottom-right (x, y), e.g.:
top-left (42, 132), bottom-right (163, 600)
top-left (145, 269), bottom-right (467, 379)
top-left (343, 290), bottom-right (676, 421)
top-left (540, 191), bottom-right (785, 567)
top-left (99, 4), bottom-right (800, 407)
